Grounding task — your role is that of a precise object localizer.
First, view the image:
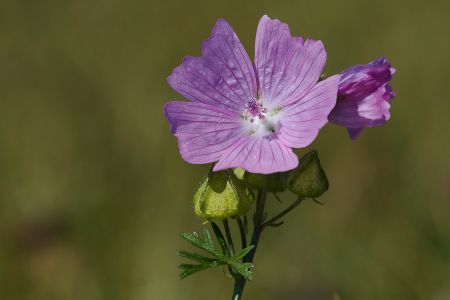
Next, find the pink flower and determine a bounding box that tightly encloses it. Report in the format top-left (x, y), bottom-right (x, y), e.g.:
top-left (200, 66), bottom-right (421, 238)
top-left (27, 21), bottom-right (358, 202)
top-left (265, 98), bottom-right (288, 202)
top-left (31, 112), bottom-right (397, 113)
top-left (164, 16), bottom-right (339, 174)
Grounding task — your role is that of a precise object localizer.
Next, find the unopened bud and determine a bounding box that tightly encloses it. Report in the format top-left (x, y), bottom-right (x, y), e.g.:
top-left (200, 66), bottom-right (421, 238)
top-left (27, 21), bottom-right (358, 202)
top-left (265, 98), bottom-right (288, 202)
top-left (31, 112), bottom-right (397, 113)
top-left (288, 150), bottom-right (329, 198)
top-left (194, 170), bottom-right (254, 220)
top-left (233, 168), bottom-right (287, 193)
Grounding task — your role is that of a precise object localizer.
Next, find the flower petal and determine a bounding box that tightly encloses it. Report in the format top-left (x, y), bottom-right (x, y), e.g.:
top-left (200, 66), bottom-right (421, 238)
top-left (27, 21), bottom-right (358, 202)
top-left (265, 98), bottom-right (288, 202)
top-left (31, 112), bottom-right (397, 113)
top-left (278, 75), bottom-right (340, 148)
top-left (339, 57), bottom-right (395, 100)
top-left (329, 57), bottom-right (396, 139)
top-left (164, 101), bottom-right (244, 164)
top-left (254, 15), bottom-right (326, 106)
top-left (213, 137), bottom-right (298, 174)
top-left (168, 19), bottom-right (257, 113)
top-left (329, 84), bottom-right (392, 128)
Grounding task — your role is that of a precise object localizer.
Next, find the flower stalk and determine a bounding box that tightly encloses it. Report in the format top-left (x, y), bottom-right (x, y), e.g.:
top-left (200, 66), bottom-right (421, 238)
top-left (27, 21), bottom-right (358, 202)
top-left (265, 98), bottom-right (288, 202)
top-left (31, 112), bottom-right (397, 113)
top-left (261, 196), bottom-right (304, 229)
top-left (232, 177), bottom-right (268, 300)
top-left (235, 217), bottom-right (247, 249)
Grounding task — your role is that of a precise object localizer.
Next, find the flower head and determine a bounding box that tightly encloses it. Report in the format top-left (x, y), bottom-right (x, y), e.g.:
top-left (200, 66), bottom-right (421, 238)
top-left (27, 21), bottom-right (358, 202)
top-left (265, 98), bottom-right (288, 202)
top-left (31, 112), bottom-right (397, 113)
top-left (328, 57), bottom-right (396, 139)
top-left (164, 15), bottom-right (339, 174)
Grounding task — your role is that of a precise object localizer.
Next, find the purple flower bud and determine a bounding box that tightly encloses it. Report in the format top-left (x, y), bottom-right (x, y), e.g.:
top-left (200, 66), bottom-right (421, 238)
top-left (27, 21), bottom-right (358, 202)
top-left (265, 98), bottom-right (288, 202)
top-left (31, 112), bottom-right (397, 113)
top-left (328, 57), bottom-right (396, 139)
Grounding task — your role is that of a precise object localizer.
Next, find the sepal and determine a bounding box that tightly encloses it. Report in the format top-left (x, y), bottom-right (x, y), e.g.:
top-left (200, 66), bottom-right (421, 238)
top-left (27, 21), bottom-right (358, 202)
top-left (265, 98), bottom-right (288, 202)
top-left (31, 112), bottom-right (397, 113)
top-left (234, 168), bottom-right (288, 193)
top-left (288, 150), bottom-right (329, 198)
top-left (194, 169), bottom-right (254, 220)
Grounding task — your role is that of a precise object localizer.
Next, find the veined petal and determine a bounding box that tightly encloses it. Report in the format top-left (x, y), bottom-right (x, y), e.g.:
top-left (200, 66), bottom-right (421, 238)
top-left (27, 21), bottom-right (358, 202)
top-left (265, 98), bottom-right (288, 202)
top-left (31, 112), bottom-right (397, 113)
top-left (329, 57), bottom-right (396, 139)
top-left (255, 15), bottom-right (326, 106)
top-left (278, 75), bottom-right (340, 148)
top-left (213, 137), bottom-right (298, 174)
top-left (339, 57), bottom-right (395, 100)
top-left (329, 84), bottom-right (392, 128)
top-left (168, 19), bottom-right (257, 113)
top-left (164, 101), bottom-right (244, 164)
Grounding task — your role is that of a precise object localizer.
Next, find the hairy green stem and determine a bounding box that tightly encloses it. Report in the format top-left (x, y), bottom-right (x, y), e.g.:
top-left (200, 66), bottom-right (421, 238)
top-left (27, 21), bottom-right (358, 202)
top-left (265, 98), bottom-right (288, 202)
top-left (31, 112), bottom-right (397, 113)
top-left (235, 217), bottom-right (247, 249)
top-left (231, 178), bottom-right (268, 300)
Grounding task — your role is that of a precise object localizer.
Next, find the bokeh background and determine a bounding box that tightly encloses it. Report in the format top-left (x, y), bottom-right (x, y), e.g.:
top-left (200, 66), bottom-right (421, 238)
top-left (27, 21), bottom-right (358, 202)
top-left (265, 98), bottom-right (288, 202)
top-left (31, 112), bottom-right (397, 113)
top-left (1, 0), bottom-right (449, 299)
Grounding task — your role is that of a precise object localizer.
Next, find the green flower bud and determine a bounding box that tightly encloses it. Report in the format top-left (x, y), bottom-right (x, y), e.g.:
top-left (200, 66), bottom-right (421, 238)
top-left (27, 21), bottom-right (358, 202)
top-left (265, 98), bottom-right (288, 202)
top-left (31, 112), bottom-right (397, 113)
top-left (194, 170), bottom-right (254, 220)
top-left (288, 150), bottom-right (329, 198)
top-left (239, 170), bottom-right (288, 193)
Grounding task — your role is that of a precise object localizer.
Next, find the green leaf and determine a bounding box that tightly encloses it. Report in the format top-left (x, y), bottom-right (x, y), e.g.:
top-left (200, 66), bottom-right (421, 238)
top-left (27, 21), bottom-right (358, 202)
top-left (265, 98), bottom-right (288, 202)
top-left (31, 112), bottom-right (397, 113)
top-left (233, 245), bottom-right (254, 261)
top-left (180, 228), bottom-right (218, 257)
top-left (178, 261), bottom-right (223, 279)
top-left (202, 227), bottom-right (217, 254)
top-left (210, 222), bottom-right (230, 256)
top-left (177, 250), bottom-right (217, 264)
top-left (228, 261), bottom-right (254, 280)
top-left (178, 228), bottom-right (256, 280)
top-left (180, 232), bottom-right (203, 249)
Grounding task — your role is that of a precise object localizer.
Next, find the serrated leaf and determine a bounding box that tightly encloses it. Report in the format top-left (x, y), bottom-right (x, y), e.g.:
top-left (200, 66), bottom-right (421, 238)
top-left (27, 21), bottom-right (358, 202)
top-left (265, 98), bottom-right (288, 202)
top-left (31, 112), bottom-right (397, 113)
top-left (177, 250), bottom-right (217, 264)
top-left (178, 261), bottom-right (222, 279)
top-left (180, 229), bottom-right (219, 257)
top-left (178, 228), bottom-right (255, 281)
top-left (228, 261), bottom-right (254, 280)
top-left (232, 245), bottom-right (254, 261)
top-left (180, 232), bottom-right (204, 249)
top-left (211, 222), bottom-right (230, 256)
top-left (202, 227), bottom-right (217, 254)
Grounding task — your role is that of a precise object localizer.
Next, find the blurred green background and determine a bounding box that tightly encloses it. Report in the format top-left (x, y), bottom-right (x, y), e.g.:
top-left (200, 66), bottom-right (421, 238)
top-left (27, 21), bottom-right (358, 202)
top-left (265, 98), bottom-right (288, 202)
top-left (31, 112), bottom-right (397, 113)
top-left (1, 0), bottom-right (449, 299)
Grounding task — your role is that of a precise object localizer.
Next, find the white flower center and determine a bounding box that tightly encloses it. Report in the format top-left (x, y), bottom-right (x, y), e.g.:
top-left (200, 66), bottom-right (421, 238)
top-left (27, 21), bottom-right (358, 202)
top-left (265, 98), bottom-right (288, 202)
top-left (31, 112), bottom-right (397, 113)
top-left (241, 99), bottom-right (282, 137)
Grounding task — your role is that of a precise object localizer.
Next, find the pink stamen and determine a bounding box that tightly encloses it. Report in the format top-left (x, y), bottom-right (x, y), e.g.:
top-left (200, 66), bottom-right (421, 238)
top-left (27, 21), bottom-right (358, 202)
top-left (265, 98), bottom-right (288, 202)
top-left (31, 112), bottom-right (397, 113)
top-left (245, 99), bottom-right (266, 118)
